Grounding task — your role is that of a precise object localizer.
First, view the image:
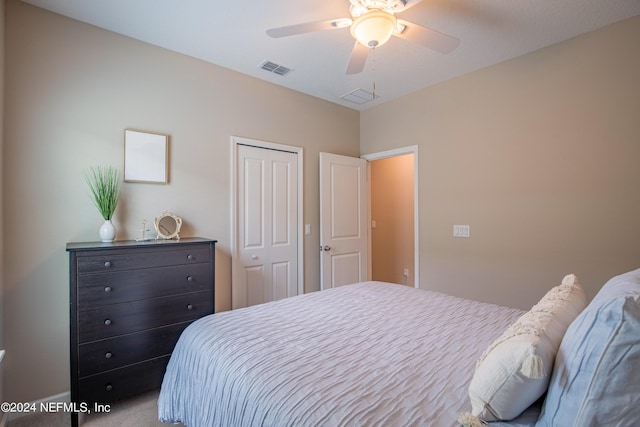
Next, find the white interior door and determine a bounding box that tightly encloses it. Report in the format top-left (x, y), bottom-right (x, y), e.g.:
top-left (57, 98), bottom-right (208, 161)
top-left (319, 152), bottom-right (368, 290)
top-left (234, 143), bottom-right (298, 308)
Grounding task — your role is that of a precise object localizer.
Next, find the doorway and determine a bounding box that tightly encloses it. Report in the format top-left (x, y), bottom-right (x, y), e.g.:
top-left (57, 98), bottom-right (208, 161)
top-left (363, 146), bottom-right (419, 288)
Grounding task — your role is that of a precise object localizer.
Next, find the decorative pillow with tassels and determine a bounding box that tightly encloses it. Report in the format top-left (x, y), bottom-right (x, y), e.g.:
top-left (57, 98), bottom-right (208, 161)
top-left (464, 274), bottom-right (587, 422)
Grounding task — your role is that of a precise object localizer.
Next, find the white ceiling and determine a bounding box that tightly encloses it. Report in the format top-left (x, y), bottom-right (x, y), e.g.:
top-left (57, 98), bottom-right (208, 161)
top-left (22, 0), bottom-right (640, 111)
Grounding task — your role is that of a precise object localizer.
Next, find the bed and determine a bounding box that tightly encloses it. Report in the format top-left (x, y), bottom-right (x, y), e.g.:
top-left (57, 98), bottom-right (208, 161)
top-left (158, 270), bottom-right (640, 427)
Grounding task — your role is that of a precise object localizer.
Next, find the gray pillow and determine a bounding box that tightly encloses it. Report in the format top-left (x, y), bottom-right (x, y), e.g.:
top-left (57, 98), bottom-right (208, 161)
top-left (535, 269), bottom-right (640, 427)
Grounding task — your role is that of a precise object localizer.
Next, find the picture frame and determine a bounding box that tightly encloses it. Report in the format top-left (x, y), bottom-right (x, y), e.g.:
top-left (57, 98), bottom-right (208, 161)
top-left (124, 129), bottom-right (169, 184)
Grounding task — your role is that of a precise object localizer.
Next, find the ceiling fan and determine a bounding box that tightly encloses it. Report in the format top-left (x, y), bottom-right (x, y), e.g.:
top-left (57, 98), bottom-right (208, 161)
top-left (266, 0), bottom-right (460, 75)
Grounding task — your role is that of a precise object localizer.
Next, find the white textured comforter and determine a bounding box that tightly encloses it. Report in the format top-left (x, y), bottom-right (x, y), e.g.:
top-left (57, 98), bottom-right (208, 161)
top-left (158, 281), bottom-right (526, 427)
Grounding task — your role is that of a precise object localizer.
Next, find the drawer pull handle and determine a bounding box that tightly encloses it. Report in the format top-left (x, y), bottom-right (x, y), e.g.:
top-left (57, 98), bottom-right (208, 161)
top-left (104, 286), bottom-right (112, 293)
top-left (104, 319), bottom-right (112, 326)
top-left (105, 352), bottom-right (112, 359)
top-left (187, 276), bottom-right (193, 282)
top-left (187, 304), bottom-right (194, 310)
top-left (187, 254), bottom-right (194, 260)
top-left (105, 384), bottom-right (113, 392)
top-left (104, 261), bottom-right (112, 268)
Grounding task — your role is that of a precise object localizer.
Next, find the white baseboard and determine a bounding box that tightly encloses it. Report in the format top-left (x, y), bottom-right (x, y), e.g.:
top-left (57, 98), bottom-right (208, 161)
top-left (5, 390), bottom-right (71, 423)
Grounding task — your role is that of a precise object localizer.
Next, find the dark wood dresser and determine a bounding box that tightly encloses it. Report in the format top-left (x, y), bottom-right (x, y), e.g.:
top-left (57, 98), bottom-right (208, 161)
top-left (66, 237), bottom-right (216, 426)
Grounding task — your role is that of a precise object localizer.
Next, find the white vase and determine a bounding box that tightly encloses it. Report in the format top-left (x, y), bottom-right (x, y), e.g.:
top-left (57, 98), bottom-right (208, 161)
top-left (99, 220), bottom-right (116, 242)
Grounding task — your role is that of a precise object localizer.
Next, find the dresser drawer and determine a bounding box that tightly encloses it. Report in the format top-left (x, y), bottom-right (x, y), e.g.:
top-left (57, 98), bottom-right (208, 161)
top-left (78, 263), bottom-right (210, 308)
top-left (76, 246), bottom-right (210, 274)
top-left (78, 291), bottom-right (212, 343)
top-left (78, 322), bottom-right (191, 377)
top-left (78, 356), bottom-right (170, 404)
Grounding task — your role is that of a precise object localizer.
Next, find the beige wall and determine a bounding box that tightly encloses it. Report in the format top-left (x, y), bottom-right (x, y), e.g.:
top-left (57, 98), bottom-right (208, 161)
top-left (361, 15), bottom-right (640, 309)
top-left (3, 0), bottom-right (359, 403)
top-left (370, 154), bottom-right (414, 286)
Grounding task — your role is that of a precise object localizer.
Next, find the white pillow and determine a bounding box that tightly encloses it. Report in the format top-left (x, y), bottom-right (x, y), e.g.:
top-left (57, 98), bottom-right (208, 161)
top-left (467, 274), bottom-right (587, 421)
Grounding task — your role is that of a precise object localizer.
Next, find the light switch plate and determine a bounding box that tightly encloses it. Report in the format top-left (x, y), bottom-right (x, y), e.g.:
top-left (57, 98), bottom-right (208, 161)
top-left (453, 225), bottom-right (470, 238)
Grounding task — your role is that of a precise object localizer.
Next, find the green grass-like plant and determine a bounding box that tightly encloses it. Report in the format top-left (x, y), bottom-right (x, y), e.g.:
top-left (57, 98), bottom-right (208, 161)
top-left (84, 165), bottom-right (121, 220)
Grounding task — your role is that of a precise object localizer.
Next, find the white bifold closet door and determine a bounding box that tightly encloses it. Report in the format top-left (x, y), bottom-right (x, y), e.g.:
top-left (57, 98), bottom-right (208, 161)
top-left (235, 144), bottom-right (298, 308)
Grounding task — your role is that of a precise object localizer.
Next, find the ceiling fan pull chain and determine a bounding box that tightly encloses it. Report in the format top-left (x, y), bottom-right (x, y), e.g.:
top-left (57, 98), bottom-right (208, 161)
top-left (371, 47), bottom-right (377, 99)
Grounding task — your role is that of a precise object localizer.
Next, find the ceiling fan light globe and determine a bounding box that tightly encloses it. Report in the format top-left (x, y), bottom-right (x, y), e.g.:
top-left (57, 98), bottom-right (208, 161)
top-left (350, 10), bottom-right (397, 48)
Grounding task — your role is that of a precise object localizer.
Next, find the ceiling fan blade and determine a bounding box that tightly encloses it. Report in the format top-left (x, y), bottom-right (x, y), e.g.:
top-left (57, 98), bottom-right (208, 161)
top-left (266, 18), bottom-right (351, 38)
top-left (346, 42), bottom-right (370, 75)
top-left (395, 19), bottom-right (460, 54)
top-left (400, 0), bottom-right (425, 12)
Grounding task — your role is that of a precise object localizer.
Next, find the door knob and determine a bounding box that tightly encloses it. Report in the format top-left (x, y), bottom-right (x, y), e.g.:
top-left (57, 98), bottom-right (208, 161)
top-left (323, 245), bottom-right (331, 251)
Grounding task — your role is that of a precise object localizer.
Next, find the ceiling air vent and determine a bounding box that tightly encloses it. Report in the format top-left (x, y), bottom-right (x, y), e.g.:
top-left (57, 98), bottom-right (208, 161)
top-left (340, 88), bottom-right (378, 105)
top-left (259, 60), bottom-right (292, 76)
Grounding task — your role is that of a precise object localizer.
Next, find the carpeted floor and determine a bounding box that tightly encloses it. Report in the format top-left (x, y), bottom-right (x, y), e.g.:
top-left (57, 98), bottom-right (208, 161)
top-left (7, 390), bottom-right (183, 427)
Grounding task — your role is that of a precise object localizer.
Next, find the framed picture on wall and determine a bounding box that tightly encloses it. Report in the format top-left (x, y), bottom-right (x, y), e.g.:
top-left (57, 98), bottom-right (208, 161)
top-left (124, 129), bottom-right (169, 184)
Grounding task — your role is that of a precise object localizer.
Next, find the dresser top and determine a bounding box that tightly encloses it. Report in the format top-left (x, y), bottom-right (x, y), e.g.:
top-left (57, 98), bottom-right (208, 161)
top-left (66, 237), bottom-right (216, 252)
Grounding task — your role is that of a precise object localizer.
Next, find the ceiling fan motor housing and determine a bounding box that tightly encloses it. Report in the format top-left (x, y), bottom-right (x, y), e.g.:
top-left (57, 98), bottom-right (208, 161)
top-left (349, 0), bottom-right (406, 17)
